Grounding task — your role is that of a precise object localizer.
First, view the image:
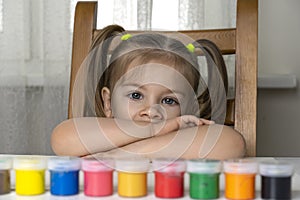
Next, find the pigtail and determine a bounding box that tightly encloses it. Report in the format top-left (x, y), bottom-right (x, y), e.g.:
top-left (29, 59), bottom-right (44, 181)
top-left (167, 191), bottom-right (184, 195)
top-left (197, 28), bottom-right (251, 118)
top-left (84, 25), bottom-right (125, 116)
top-left (194, 39), bottom-right (228, 123)
top-left (196, 39), bottom-right (228, 94)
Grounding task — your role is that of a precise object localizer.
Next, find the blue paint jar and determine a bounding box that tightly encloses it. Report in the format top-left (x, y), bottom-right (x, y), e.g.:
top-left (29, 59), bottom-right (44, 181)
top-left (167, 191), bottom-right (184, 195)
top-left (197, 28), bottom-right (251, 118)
top-left (48, 156), bottom-right (81, 196)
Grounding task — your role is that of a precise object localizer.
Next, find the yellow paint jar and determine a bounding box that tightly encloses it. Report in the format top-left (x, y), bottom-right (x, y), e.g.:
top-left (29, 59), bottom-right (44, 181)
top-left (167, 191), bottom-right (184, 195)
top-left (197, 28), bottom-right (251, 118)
top-left (223, 159), bottom-right (258, 200)
top-left (115, 157), bottom-right (150, 197)
top-left (13, 157), bottom-right (46, 195)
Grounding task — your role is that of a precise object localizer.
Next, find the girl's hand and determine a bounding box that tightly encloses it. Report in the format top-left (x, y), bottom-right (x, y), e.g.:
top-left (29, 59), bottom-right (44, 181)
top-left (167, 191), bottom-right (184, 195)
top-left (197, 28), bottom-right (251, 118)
top-left (152, 115), bottom-right (214, 136)
top-left (176, 115), bottom-right (215, 129)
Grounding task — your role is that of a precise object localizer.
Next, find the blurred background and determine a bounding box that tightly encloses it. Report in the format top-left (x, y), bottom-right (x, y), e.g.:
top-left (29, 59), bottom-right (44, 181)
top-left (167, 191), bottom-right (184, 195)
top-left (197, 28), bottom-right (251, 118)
top-left (0, 0), bottom-right (299, 156)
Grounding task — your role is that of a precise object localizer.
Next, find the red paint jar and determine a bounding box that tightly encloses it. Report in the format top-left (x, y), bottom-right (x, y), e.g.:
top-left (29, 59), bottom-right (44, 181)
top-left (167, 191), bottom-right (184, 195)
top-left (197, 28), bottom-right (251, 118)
top-left (152, 158), bottom-right (186, 198)
top-left (81, 158), bottom-right (114, 197)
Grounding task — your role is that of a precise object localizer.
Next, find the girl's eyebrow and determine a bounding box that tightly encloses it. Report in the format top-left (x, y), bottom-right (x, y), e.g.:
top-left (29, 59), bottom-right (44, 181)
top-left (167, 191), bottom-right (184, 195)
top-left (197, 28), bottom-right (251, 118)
top-left (121, 83), bottom-right (141, 88)
top-left (121, 83), bottom-right (186, 97)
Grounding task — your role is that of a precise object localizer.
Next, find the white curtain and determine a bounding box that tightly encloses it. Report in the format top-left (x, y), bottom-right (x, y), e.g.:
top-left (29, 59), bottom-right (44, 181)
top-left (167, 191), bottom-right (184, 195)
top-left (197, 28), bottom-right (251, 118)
top-left (0, 0), bottom-right (236, 155)
top-left (0, 0), bottom-right (71, 155)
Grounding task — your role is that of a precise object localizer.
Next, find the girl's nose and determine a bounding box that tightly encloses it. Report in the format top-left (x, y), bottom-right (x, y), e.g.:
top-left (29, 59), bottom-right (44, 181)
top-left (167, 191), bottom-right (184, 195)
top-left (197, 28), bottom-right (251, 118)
top-left (140, 104), bottom-right (164, 121)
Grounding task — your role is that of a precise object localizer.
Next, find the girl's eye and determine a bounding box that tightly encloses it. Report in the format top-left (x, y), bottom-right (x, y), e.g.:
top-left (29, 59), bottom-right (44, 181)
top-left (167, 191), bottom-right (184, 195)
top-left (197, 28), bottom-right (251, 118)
top-left (162, 98), bottom-right (179, 105)
top-left (129, 92), bottom-right (143, 100)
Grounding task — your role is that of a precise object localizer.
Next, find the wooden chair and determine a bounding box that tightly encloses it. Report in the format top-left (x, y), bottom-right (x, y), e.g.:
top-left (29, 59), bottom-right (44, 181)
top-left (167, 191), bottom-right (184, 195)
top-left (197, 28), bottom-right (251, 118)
top-left (68, 0), bottom-right (258, 156)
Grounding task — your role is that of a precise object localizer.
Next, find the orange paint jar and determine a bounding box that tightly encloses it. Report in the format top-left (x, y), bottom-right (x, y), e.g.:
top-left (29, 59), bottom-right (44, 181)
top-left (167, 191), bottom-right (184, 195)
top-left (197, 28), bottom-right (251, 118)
top-left (223, 159), bottom-right (258, 200)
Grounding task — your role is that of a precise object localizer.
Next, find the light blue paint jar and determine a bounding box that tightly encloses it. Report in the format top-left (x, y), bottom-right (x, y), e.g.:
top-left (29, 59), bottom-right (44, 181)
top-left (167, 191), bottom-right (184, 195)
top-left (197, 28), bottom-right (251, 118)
top-left (48, 156), bottom-right (81, 196)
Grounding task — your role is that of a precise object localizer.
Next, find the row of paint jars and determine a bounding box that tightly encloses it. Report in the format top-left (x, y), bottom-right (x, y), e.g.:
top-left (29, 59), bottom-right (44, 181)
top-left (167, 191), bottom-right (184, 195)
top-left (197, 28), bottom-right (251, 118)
top-left (0, 156), bottom-right (294, 199)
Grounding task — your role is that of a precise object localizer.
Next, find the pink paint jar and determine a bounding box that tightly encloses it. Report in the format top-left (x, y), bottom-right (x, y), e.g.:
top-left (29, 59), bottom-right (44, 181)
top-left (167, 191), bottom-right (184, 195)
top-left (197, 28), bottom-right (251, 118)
top-left (81, 157), bottom-right (114, 197)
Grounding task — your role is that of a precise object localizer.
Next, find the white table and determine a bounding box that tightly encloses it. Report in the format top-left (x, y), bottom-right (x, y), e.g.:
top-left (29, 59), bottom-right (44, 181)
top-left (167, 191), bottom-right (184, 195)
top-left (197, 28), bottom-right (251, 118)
top-left (1, 156), bottom-right (300, 199)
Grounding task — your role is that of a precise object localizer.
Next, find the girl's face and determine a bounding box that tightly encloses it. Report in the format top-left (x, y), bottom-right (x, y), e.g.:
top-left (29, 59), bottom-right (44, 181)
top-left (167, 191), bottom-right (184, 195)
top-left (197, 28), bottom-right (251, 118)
top-left (102, 61), bottom-right (198, 122)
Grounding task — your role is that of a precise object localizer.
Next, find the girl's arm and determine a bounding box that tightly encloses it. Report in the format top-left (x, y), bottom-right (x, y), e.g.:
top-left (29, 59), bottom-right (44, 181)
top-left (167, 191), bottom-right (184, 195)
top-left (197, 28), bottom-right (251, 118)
top-left (51, 116), bottom-right (212, 156)
top-left (51, 117), bottom-right (153, 156)
top-left (96, 124), bottom-right (245, 160)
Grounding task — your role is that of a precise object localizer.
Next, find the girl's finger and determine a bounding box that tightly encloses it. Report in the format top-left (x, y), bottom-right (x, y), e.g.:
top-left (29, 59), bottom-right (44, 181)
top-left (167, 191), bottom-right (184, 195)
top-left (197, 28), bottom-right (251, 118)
top-left (199, 118), bottom-right (215, 125)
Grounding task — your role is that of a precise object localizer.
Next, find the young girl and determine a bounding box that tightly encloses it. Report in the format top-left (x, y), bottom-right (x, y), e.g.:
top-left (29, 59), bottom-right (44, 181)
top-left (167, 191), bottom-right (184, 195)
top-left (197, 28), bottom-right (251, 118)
top-left (51, 25), bottom-right (245, 160)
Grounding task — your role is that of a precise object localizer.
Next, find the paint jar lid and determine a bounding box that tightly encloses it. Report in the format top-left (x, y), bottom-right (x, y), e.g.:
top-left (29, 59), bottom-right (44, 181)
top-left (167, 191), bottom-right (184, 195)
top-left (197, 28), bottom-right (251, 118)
top-left (115, 157), bottom-right (150, 173)
top-left (223, 159), bottom-right (258, 174)
top-left (187, 159), bottom-right (221, 174)
top-left (152, 158), bottom-right (186, 173)
top-left (259, 160), bottom-right (294, 177)
top-left (82, 157), bottom-right (114, 172)
top-left (0, 157), bottom-right (12, 170)
top-left (13, 156), bottom-right (46, 170)
top-left (48, 156), bottom-right (81, 171)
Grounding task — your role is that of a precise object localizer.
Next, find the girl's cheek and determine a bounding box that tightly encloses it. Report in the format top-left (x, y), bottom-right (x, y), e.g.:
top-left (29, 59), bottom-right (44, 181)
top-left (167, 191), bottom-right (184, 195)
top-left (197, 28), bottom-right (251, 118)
top-left (165, 107), bottom-right (181, 119)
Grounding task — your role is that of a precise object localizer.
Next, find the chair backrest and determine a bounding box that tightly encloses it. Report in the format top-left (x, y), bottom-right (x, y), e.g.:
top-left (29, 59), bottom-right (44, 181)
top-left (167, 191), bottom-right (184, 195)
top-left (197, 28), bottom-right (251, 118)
top-left (68, 0), bottom-right (258, 156)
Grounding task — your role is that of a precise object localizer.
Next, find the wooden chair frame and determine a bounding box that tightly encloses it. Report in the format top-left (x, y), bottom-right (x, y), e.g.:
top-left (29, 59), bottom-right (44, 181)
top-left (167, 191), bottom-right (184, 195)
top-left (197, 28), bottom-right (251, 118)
top-left (69, 0), bottom-right (258, 156)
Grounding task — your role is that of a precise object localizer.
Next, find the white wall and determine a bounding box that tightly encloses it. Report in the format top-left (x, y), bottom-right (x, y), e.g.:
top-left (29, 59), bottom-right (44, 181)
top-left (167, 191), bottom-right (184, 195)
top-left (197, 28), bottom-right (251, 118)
top-left (257, 0), bottom-right (300, 156)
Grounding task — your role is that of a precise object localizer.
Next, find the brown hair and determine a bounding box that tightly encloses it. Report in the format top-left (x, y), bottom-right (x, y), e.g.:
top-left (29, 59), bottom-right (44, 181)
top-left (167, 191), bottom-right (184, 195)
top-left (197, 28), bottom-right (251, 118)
top-left (84, 25), bottom-right (228, 122)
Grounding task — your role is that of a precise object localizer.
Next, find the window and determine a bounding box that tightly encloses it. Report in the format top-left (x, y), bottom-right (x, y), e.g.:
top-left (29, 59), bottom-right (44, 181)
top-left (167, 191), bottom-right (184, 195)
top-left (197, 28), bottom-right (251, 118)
top-left (94, 0), bottom-right (236, 30)
top-left (97, 0), bottom-right (179, 30)
top-left (151, 0), bottom-right (179, 30)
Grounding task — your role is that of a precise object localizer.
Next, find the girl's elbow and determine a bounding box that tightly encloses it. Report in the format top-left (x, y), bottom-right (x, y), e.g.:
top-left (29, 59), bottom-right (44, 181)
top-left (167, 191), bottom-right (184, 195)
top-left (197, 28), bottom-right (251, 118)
top-left (205, 125), bottom-right (246, 160)
top-left (233, 131), bottom-right (246, 158)
top-left (51, 119), bottom-right (77, 156)
top-left (51, 123), bottom-right (67, 155)
top-left (223, 126), bottom-right (246, 158)
top-left (51, 119), bottom-right (90, 157)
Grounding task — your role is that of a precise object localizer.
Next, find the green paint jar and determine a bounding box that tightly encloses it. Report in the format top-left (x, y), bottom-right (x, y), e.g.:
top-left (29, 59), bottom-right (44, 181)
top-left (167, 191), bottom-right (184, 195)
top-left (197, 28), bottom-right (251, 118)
top-left (187, 159), bottom-right (221, 199)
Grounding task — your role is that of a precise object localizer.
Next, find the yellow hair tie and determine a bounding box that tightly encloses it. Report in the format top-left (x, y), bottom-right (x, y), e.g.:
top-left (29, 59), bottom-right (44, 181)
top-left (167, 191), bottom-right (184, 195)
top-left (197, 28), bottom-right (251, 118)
top-left (186, 43), bottom-right (195, 53)
top-left (121, 33), bottom-right (132, 41)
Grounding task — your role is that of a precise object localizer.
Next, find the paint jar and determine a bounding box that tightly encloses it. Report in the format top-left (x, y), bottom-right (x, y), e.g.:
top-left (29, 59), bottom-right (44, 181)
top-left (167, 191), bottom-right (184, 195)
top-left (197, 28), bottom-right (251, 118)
top-left (13, 157), bottom-right (46, 195)
top-left (187, 159), bottom-right (221, 199)
top-left (48, 156), bottom-right (81, 196)
top-left (82, 157), bottom-right (114, 196)
top-left (223, 159), bottom-right (258, 200)
top-left (152, 158), bottom-right (186, 198)
top-left (259, 160), bottom-right (294, 199)
top-left (115, 157), bottom-right (150, 197)
top-left (0, 157), bottom-right (12, 195)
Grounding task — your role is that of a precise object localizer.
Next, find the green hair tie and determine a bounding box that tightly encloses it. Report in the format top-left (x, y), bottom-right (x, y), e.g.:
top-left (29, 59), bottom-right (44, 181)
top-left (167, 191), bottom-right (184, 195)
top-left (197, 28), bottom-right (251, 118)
top-left (121, 33), bottom-right (132, 41)
top-left (186, 43), bottom-right (195, 53)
